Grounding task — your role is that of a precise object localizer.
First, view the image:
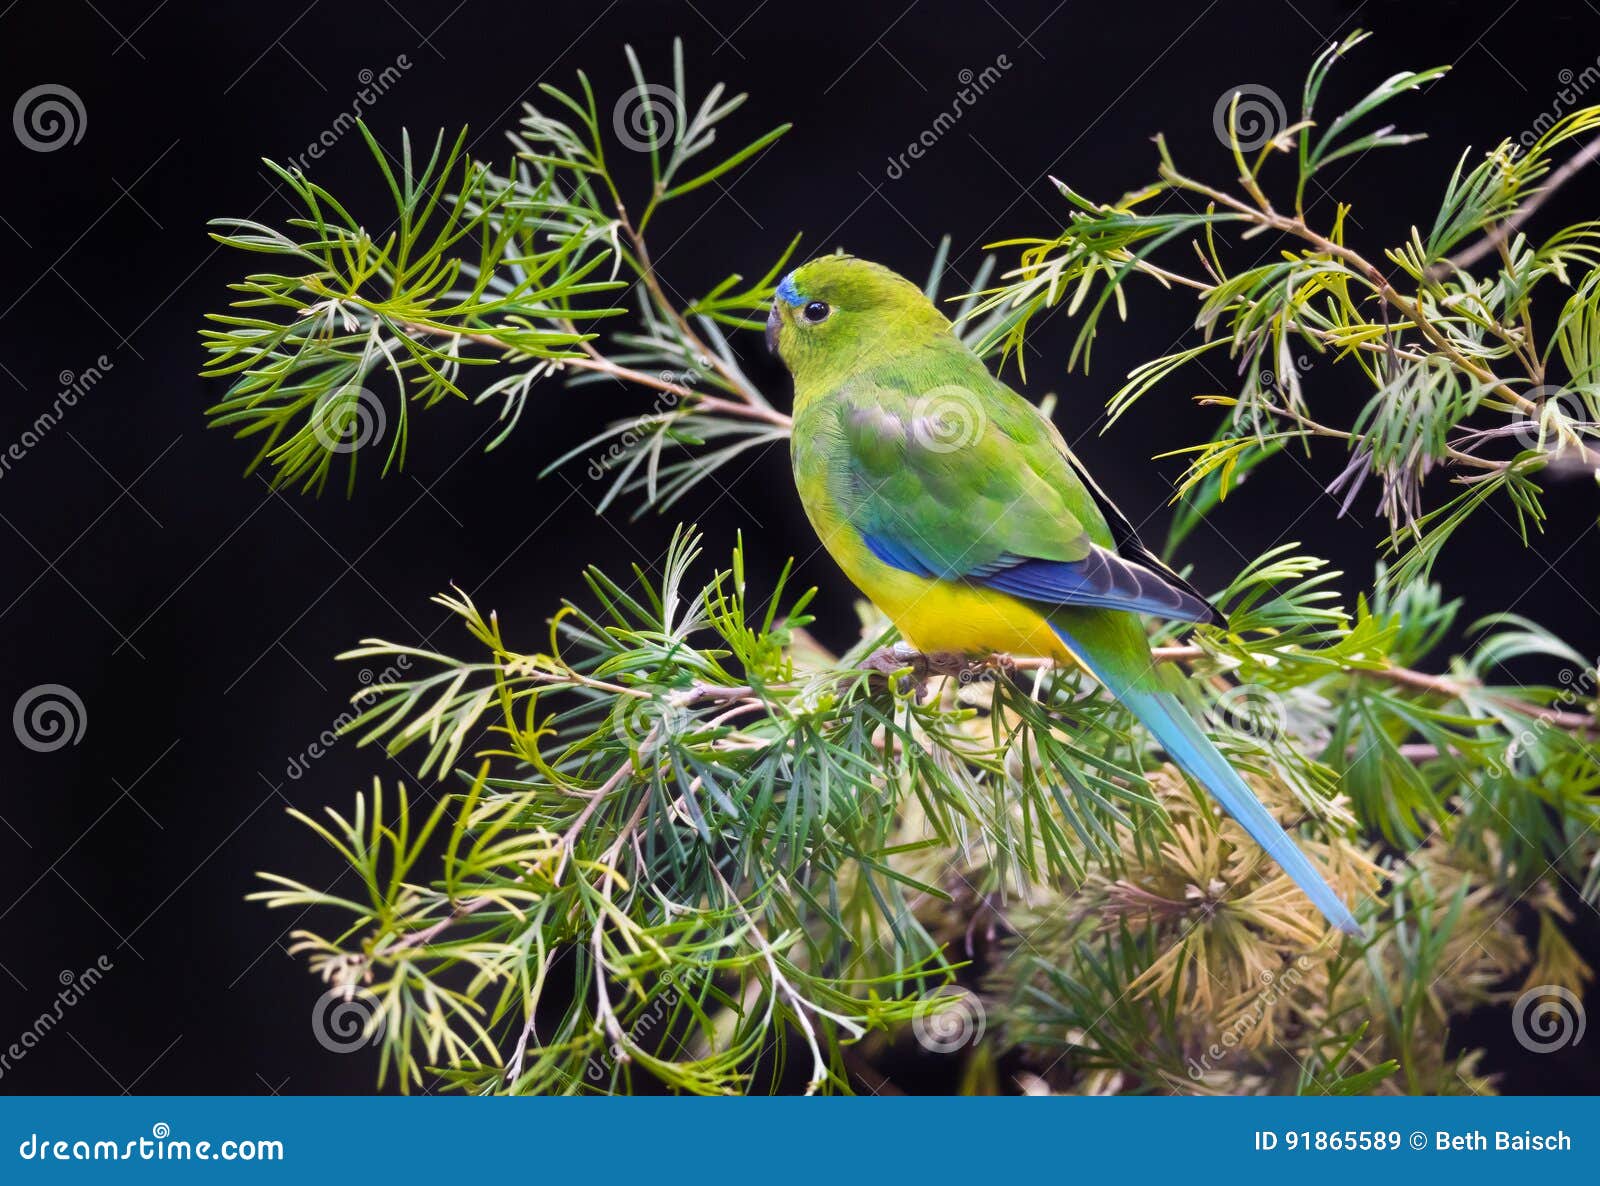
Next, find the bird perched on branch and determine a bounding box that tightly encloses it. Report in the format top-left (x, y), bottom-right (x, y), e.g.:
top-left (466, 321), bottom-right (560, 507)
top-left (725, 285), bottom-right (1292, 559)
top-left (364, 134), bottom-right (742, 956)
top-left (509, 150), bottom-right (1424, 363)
top-left (767, 254), bottom-right (1362, 937)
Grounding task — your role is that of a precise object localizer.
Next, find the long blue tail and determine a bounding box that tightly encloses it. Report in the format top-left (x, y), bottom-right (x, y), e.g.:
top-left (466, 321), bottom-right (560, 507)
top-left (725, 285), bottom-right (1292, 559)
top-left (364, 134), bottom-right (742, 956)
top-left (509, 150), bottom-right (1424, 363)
top-left (1050, 615), bottom-right (1363, 937)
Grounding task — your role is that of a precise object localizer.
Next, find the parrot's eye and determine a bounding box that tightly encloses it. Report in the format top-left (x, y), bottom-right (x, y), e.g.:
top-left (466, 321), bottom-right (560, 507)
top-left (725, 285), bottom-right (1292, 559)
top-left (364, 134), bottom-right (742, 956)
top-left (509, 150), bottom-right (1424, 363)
top-left (802, 300), bottom-right (831, 324)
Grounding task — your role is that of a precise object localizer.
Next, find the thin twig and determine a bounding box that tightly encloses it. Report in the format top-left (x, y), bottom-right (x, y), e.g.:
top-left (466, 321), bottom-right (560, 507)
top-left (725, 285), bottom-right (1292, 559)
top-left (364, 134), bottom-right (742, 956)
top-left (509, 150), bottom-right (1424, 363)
top-left (1002, 645), bottom-right (1595, 733)
top-left (1437, 134), bottom-right (1600, 276)
top-left (386, 895), bottom-right (494, 955)
top-left (1166, 171), bottom-right (1540, 415)
top-left (398, 318), bottom-right (792, 428)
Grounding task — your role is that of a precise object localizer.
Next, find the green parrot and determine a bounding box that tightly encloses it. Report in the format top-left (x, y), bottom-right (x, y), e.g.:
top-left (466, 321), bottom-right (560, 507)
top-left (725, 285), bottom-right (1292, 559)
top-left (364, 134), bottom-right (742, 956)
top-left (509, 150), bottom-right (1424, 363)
top-left (766, 254), bottom-right (1361, 937)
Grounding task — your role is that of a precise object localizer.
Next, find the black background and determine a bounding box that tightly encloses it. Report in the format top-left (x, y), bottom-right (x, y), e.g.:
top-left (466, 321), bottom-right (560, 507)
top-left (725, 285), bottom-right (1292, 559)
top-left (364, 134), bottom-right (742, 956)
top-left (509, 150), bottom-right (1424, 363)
top-left (1, 0), bottom-right (1597, 1095)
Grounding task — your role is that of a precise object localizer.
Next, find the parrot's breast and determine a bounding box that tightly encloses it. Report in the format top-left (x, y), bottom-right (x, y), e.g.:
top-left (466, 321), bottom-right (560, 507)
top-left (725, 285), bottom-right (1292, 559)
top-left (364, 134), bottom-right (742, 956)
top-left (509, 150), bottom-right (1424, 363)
top-left (791, 429), bottom-right (1068, 659)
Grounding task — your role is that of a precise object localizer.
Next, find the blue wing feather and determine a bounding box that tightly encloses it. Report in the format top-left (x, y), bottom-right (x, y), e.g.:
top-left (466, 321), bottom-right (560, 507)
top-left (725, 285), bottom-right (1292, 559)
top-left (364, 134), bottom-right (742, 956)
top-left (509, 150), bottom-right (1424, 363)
top-left (860, 529), bottom-right (1219, 625)
top-left (973, 552), bottom-right (1219, 623)
top-left (860, 532), bottom-right (936, 578)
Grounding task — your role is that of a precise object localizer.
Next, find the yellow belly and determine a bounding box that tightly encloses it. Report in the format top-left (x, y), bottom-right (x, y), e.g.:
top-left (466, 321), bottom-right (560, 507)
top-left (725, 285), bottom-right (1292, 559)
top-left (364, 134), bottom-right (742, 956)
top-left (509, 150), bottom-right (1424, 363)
top-left (811, 515), bottom-right (1070, 661)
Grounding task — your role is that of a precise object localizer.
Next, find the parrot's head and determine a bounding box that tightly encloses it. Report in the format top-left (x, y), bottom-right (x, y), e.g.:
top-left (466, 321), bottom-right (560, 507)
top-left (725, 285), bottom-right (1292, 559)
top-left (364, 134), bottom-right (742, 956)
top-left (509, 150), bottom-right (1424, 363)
top-left (766, 255), bottom-right (952, 385)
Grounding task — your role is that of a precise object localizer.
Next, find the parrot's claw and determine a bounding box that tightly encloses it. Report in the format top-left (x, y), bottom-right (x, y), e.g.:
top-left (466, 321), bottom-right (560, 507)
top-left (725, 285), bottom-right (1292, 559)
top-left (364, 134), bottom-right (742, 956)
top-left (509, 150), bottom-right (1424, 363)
top-left (961, 652), bottom-right (1017, 684)
top-left (859, 647), bottom-right (1014, 702)
top-left (860, 644), bottom-right (933, 700)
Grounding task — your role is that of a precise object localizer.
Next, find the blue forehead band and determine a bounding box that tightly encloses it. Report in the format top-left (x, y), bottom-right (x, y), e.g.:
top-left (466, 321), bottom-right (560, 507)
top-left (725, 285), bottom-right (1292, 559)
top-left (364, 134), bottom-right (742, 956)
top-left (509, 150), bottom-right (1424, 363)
top-left (776, 274), bottom-right (804, 306)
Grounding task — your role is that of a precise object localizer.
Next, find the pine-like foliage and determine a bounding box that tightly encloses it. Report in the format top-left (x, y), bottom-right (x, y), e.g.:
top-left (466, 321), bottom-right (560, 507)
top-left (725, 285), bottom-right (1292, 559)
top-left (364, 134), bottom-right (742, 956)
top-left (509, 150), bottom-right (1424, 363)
top-left (205, 34), bottom-right (1598, 1094)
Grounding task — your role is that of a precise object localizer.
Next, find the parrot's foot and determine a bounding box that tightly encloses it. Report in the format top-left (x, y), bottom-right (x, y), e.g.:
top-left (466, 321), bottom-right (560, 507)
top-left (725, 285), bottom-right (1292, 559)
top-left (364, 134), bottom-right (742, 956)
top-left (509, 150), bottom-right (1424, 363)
top-left (859, 645), bottom-right (1016, 701)
top-left (960, 652), bottom-right (1017, 684)
top-left (860, 643), bottom-right (934, 700)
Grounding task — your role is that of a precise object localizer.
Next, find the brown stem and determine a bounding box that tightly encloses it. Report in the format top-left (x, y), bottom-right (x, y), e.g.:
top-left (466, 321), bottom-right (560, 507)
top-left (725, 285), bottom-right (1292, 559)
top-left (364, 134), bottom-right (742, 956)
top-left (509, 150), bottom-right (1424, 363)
top-left (1013, 644), bottom-right (1592, 732)
top-left (1126, 258), bottom-right (1427, 368)
top-left (1437, 135), bottom-right (1600, 276)
top-left (554, 761), bottom-right (632, 885)
top-left (1148, 643), bottom-right (1595, 732)
top-left (1169, 172), bottom-right (1538, 415)
top-left (398, 318), bottom-right (791, 429)
top-left (617, 208), bottom-right (775, 416)
top-left (386, 895), bottom-right (494, 955)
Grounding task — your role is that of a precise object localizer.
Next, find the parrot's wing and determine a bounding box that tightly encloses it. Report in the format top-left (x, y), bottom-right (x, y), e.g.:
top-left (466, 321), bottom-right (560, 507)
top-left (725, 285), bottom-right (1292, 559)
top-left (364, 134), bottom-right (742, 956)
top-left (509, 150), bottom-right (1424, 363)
top-left (1036, 414), bottom-right (1221, 625)
top-left (834, 362), bottom-right (1219, 624)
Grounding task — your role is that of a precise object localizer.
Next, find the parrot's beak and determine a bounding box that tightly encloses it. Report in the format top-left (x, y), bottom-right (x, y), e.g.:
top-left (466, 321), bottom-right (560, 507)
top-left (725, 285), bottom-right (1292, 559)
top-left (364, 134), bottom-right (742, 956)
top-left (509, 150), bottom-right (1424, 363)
top-left (765, 301), bottom-right (781, 357)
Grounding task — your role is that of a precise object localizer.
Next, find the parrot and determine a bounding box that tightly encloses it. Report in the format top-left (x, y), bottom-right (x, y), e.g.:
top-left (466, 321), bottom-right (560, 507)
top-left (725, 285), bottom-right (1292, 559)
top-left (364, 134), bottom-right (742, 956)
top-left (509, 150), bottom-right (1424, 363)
top-left (766, 254), bottom-right (1362, 937)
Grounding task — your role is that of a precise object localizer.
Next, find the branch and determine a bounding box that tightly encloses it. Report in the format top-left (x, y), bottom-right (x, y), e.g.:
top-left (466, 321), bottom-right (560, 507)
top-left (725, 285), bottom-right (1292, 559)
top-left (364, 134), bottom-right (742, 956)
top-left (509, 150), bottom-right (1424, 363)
top-left (1436, 134), bottom-right (1600, 276)
top-left (383, 895), bottom-right (495, 956)
top-left (975, 645), bottom-right (1596, 733)
top-left (399, 319), bottom-right (792, 428)
top-left (1168, 172), bottom-right (1539, 415)
top-left (614, 200), bottom-right (777, 417)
